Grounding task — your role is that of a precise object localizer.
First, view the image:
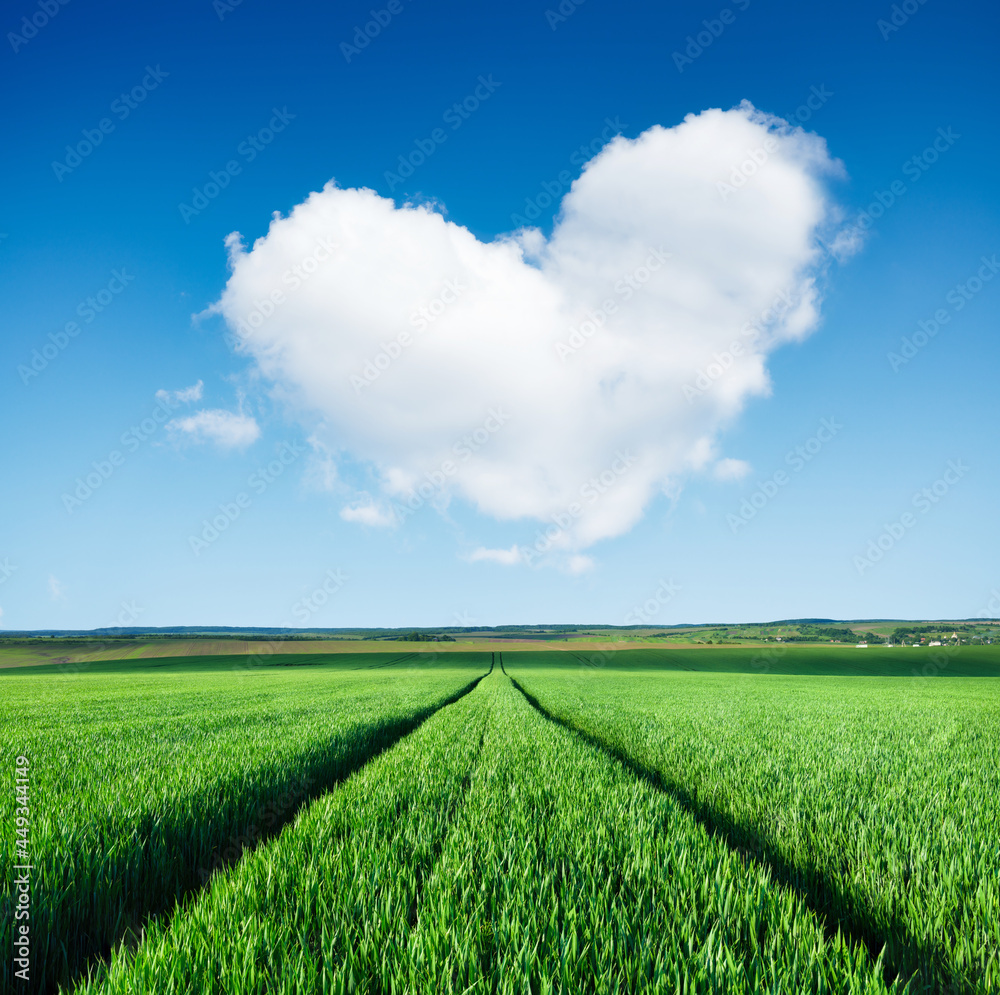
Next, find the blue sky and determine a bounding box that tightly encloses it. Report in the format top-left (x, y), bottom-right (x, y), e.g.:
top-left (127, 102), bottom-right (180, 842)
top-left (2, 0), bottom-right (998, 630)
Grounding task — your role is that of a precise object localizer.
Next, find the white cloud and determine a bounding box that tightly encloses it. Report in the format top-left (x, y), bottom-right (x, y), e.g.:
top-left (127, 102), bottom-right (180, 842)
top-left (827, 226), bottom-right (865, 262)
top-left (468, 545), bottom-right (524, 566)
top-left (339, 501), bottom-right (396, 527)
top-left (156, 380), bottom-right (204, 405)
top-left (210, 103), bottom-right (847, 554)
top-left (303, 433), bottom-right (340, 491)
top-left (167, 409), bottom-right (260, 450)
top-left (468, 545), bottom-right (593, 574)
top-left (48, 575), bottom-right (65, 600)
top-left (713, 457), bottom-right (752, 481)
top-left (567, 554), bottom-right (596, 575)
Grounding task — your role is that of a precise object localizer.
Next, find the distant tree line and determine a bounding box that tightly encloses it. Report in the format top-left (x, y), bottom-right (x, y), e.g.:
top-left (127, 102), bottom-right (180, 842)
top-left (780, 626), bottom-right (871, 642)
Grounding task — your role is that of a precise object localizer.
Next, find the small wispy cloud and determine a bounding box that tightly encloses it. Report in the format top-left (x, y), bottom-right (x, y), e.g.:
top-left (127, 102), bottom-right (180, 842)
top-left (713, 458), bottom-right (752, 482)
top-left (304, 433), bottom-right (340, 492)
top-left (827, 226), bottom-right (865, 262)
top-left (468, 545), bottom-right (523, 566)
top-left (156, 380), bottom-right (204, 405)
top-left (48, 575), bottom-right (66, 600)
top-left (339, 502), bottom-right (395, 527)
top-left (567, 554), bottom-right (595, 574)
top-left (167, 409), bottom-right (260, 450)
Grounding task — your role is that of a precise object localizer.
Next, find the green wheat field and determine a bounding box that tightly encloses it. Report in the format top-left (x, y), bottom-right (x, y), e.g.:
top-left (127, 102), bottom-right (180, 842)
top-left (3, 646), bottom-right (999, 994)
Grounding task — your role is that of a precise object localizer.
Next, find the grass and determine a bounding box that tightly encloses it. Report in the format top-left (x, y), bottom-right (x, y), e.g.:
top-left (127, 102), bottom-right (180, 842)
top-left (402, 672), bottom-right (898, 993)
top-left (73, 667), bottom-right (494, 994)
top-left (507, 659), bottom-right (1000, 993)
top-left (5, 633), bottom-right (996, 673)
top-left (529, 644), bottom-right (1000, 677)
top-left (0, 653), bottom-right (488, 993)
top-left (5, 646), bottom-right (998, 992)
top-left (76, 671), bottom-right (899, 994)
top-left (0, 649), bottom-right (483, 676)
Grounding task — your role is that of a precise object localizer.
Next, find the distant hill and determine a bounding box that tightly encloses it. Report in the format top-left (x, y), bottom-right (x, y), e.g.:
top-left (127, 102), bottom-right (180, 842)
top-left (2, 618), bottom-right (997, 640)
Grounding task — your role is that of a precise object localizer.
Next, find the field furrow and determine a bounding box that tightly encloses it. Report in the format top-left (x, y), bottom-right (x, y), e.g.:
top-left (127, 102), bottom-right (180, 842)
top-left (7, 648), bottom-right (997, 993)
top-left (72, 670), bottom-right (493, 994)
top-left (401, 674), bottom-right (899, 994)
top-left (508, 663), bottom-right (1000, 994)
top-left (1, 656), bottom-right (488, 993)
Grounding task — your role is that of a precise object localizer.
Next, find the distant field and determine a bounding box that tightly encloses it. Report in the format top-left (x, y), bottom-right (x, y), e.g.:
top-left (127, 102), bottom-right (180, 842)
top-left (0, 649), bottom-right (490, 678)
top-left (4, 648), bottom-right (997, 992)
top-left (0, 637), bottom-right (598, 669)
top-left (509, 644), bottom-right (1000, 678)
top-left (0, 638), bottom-right (470, 669)
top-left (3, 638), bottom-right (999, 675)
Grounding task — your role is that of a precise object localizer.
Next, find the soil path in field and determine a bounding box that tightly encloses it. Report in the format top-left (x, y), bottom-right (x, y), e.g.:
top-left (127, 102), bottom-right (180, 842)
top-left (507, 674), bottom-right (961, 995)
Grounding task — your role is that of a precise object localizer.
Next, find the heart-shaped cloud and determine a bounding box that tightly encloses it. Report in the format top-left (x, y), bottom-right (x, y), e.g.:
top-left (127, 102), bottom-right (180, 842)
top-left (209, 102), bottom-right (844, 565)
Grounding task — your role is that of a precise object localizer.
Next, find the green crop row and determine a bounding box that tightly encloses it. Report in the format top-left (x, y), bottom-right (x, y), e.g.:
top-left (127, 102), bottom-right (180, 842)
top-left (78, 673), bottom-right (902, 994)
top-left (73, 669), bottom-right (492, 994)
top-left (1, 655), bottom-right (488, 993)
top-left (402, 673), bottom-right (896, 993)
top-left (509, 663), bottom-right (1000, 993)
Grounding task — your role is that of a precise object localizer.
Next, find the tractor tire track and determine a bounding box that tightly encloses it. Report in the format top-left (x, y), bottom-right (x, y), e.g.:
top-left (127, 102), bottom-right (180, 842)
top-left (508, 674), bottom-right (961, 995)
